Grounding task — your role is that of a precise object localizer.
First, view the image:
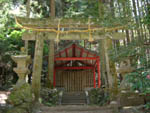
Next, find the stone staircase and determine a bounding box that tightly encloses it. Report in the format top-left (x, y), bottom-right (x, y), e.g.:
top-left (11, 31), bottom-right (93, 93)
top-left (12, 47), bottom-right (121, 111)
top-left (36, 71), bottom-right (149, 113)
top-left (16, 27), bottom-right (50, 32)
top-left (61, 92), bottom-right (87, 105)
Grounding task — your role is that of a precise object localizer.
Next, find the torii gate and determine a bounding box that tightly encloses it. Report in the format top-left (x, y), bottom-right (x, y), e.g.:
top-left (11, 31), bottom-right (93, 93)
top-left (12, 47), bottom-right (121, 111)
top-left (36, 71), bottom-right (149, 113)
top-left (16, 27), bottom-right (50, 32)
top-left (15, 17), bottom-right (126, 102)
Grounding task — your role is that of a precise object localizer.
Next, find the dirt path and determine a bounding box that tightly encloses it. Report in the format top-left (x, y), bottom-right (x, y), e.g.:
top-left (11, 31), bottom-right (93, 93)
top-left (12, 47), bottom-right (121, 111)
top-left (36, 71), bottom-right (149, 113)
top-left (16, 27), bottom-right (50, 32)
top-left (39, 105), bottom-right (114, 113)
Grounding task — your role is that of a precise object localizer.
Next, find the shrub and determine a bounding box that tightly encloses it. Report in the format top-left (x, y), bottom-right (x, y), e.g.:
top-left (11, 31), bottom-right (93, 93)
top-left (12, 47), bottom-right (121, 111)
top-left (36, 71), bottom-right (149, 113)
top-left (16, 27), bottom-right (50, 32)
top-left (40, 88), bottom-right (59, 106)
top-left (88, 88), bottom-right (110, 106)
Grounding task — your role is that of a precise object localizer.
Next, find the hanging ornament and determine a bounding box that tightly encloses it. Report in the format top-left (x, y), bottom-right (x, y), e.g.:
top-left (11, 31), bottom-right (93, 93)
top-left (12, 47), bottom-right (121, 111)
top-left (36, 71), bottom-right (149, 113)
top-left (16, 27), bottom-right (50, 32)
top-left (88, 18), bottom-right (94, 42)
top-left (55, 19), bottom-right (61, 43)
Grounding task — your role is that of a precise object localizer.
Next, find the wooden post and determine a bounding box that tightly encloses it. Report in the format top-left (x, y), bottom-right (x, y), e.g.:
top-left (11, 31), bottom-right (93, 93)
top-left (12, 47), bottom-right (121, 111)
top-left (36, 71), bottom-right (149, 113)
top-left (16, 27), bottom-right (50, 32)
top-left (53, 68), bottom-right (56, 87)
top-left (97, 59), bottom-right (101, 88)
top-left (93, 68), bottom-right (96, 88)
top-left (47, 40), bottom-right (54, 87)
top-left (32, 33), bottom-right (44, 102)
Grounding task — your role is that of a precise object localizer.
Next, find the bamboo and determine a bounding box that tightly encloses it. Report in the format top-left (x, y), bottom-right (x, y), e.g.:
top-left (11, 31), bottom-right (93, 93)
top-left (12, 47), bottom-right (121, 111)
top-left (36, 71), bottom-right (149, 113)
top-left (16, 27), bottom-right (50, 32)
top-left (132, 0), bottom-right (141, 40)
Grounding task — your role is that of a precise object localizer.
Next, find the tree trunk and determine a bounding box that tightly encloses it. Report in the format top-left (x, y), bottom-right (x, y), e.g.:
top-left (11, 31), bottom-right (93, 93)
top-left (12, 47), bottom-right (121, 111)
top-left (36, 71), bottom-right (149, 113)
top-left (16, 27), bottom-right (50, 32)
top-left (26, 0), bottom-right (31, 17)
top-left (25, 0), bottom-right (31, 54)
top-left (136, 0), bottom-right (144, 39)
top-left (122, 1), bottom-right (131, 44)
top-left (110, 0), bottom-right (114, 17)
top-left (98, 0), bottom-right (108, 87)
top-left (50, 0), bottom-right (55, 17)
top-left (131, 29), bottom-right (135, 41)
top-left (98, 0), bottom-right (104, 19)
top-left (99, 40), bottom-right (108, 87)
top-left (132, 0), bottom-right (141, 41)
top-left (47, 0), bottom-right (55, 88)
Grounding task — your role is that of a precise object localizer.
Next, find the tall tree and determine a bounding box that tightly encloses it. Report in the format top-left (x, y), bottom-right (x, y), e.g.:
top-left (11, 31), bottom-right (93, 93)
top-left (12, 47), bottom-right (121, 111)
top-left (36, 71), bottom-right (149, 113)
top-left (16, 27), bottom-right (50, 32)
top-left (50, 0), bottom-right (55, 17)
top-left (132, 0), bottom-right (141, 41)
top-left (47, 0), bottom-right (55, 88)
top-left (98, 0), bottom-right (110, 88)
top-left (25, 0), bottom-right (31, 54)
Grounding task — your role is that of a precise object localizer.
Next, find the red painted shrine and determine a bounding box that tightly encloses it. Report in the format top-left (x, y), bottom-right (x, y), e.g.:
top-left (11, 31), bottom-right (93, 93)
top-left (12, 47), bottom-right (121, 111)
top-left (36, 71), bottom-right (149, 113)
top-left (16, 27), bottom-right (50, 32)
top-left (54, 43), bottom-right (101, 92)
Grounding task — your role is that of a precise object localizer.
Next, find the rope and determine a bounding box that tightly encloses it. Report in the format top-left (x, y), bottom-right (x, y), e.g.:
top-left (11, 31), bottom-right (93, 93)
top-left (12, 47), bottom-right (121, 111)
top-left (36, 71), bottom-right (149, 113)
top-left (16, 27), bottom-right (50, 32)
top-left (15, 17), bottom-right (128, 34)
top-left (55, 19), bottom-right (61, 43)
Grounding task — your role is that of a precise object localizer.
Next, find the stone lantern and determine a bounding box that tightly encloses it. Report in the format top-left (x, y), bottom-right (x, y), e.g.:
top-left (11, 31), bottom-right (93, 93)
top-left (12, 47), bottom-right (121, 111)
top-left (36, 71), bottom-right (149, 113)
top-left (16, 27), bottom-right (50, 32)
top-left (11, 55), bottom-right (31, 85)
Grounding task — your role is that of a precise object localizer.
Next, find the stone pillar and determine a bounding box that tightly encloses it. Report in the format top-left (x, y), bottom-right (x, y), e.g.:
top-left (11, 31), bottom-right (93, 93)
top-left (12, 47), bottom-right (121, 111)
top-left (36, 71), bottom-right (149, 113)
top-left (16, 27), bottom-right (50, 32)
top-left (11, 55), bottom-right (31, 85)
top-left (105, 38), bottom-right (118, 99)
top-left (99, 40), bottom-right (107, 87)
top-left (8, 55), bottom-right (32, 113)
top-left (32, 33), bottom-right (44, 102)
top-left (47, 40), bottom-right (54, 87)
top-left (104, 39), bottom-right (113, 88)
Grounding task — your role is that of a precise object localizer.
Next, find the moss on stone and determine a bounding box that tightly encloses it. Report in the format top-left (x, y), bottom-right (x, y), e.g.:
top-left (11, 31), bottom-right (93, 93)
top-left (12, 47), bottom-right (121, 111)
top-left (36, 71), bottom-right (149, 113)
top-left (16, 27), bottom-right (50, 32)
top-left (7, 107), bottom-right (28, 113)
top-left (6, 83), bottom-right (33, 113)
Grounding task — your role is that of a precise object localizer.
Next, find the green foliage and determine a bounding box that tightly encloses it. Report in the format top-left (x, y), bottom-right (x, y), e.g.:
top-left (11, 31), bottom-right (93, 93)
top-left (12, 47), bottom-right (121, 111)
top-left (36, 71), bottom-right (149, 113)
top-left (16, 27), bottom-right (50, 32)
top-left (0, 0), bottom-right (24, 60)
top-left (88, 88), bottom-right (109, 106)
top-left (109, 40), bottom-right (149, 67)
top-left (43, 43), bottom-right (49, 56)
top-left (144, 102), bottom-right (150, 110)
top-left (64, 0), bottom-right (99, 18)
top-left (0, 30), bottom-right (24, 63)
top-left (125, 67), bottom-right (150, 110)
top-left (109, 40), bottom-right (150, 109)
top-left (125, 69), bottom-right (150, 93)
top-left (143, 5), bottom-right (150, 25)
top-left (0, 1), bottom-right (24, 85)
top-left (40, 88), bottom-right (59, 106)
top-left (63, 0), bottom-right (130, 27)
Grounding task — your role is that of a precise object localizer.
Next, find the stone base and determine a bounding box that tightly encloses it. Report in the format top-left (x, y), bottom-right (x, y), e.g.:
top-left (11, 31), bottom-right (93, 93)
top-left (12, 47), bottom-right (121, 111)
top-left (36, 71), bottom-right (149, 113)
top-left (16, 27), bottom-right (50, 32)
top-left (118, 91), bottom-right (144, 107)
top-left (6, 83), bottom-right (33, 113)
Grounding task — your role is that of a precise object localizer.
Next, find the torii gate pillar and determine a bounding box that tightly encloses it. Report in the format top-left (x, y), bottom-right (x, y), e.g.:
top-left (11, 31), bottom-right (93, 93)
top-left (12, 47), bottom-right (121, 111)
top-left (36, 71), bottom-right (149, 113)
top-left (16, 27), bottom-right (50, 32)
top-left (47, 40), bottom-right (54, 87)
top-left (32, 33), bottom-right (44, 102)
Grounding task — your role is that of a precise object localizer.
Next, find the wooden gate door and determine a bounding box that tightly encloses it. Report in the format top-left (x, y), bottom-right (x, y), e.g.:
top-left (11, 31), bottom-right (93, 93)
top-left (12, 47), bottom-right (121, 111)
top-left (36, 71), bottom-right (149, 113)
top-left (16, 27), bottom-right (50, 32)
top-left (56, 70), bottom-right (93, 92)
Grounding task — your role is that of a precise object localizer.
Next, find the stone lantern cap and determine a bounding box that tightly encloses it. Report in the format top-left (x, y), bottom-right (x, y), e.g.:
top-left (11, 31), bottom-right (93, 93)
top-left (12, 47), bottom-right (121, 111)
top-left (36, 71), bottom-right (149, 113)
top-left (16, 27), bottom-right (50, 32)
top-left (11, 55), bottom-right (31, 68)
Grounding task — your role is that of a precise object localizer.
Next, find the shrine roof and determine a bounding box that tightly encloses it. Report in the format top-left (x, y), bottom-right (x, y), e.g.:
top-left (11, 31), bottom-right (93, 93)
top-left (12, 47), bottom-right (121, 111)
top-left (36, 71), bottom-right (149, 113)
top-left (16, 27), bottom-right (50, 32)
top-left (54, 43), bottom-right (98, 67)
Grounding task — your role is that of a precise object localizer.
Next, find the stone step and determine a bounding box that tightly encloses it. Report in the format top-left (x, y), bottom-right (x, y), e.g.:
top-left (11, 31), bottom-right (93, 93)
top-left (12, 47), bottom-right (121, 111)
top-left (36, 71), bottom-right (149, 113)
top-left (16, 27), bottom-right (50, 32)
top-left (62, 99), bottom-right (86, 103)
top-left (63, 93), bottom-right (85, 97)
top-left (63, 92), bottom-right (85, 96)
top-left (61, 103), bottom-right (86, 105)
top-left (61, 92), bottom-right (87, 105)
top-left (62, 96), bottom-right (86, 100)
